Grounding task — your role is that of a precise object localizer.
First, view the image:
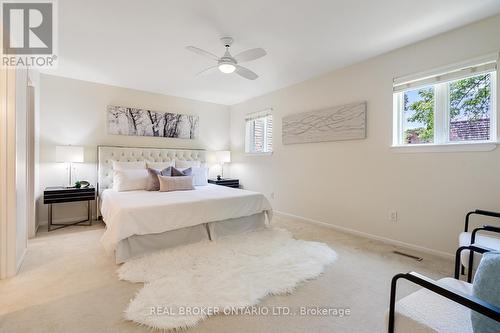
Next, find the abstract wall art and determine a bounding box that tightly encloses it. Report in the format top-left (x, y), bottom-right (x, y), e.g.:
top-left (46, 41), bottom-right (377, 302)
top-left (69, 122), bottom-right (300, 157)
top-left (282, 102), bottom-right (366, 144)
top-left (107, 105), bottom-right (199, 139)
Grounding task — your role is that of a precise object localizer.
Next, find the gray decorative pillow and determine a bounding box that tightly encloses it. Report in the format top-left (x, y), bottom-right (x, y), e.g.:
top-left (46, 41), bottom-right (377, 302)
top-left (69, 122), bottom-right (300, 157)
top-left (471, 251), bottom-right (500, 332)
top-left (158, 175), bottom-right (195, 192)
top-left (146, 167), bottom-right (173, 191)
top-left (161, 166), bottom-right (173, 176)
top-left (171, 167), bottom-right (192, 176)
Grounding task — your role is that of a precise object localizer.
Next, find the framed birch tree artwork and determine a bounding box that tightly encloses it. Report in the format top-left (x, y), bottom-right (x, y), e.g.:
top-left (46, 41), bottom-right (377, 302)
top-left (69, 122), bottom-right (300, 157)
top-left (107, 105), bottom-right (199, 139)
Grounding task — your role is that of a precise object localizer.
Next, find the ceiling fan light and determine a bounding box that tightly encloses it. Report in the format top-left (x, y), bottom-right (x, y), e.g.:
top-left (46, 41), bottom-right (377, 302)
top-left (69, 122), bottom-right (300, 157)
top-left (218, 63), bottom-right (236, 74)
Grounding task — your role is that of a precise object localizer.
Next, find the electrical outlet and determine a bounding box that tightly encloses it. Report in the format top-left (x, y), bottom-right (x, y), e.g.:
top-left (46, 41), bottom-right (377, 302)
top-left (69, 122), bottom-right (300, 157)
top-left (389, 210), bottom-right (398, 223)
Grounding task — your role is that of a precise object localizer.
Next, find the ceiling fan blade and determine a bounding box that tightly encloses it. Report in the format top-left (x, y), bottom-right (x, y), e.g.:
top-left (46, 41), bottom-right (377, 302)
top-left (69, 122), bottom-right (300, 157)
top-left (235, 65), bottom-right (258, 80)
top-left (186, 46), bottom-right (219, 61)
top-left (196, 65), bottom-right (218, 76)
top-left (234, 48), bottom-right (266, 63)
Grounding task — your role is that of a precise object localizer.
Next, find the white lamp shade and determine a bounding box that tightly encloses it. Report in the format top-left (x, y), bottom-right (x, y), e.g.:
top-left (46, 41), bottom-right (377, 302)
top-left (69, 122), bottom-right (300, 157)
top-left (215, 150), bottom-right (231, 164)
top-left (56, 146), bottom-right (84, 163)
top-left (205, 151), bottom-right (217, 164)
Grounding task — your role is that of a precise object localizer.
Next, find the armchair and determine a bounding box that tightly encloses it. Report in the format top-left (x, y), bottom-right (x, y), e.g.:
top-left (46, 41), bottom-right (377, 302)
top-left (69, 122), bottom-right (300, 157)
top-left (387, 245), bottom-right (500, 333)
top-left (459, 210), bottom-right (500, 282)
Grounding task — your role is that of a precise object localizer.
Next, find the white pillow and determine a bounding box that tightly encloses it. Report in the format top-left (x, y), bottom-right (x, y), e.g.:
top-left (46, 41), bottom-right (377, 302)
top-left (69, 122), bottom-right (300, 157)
top-left (146, 160), bottom-right (174, 170)
top-left (191, 166), bottom-right (208, 186)
top-left (113, 169), bottom-right (149, 191)
top-left (175, 160), bottom-right (201, 168)
top-left (112, 160), bottom-right (146, 171)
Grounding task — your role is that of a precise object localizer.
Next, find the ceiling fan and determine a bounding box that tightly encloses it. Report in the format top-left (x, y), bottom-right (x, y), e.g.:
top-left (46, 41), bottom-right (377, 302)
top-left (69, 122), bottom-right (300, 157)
top-left (186, 37), bottom-right (266, 80)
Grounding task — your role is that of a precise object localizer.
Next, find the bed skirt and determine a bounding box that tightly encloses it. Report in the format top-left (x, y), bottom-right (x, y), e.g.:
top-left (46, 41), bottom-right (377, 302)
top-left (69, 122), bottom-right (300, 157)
top-left (115, 212), bottom-right (267, 263)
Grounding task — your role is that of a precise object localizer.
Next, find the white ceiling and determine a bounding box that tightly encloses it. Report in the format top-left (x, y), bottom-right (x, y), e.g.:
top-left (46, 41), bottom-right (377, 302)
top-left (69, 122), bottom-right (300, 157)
top-left (43, 0), bottom-right (500, 105)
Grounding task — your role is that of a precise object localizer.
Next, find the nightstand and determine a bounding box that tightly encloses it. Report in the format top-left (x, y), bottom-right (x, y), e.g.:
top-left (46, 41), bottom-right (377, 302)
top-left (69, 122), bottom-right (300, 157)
top-left (208, 178), bottom-right (240, 188)
top-left (43, 186), bottom-right (95, 231)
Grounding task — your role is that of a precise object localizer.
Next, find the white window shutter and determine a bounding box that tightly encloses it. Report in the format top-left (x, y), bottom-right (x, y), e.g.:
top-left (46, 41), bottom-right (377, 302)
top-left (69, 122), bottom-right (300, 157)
top-left (245, 109), bottom-right (273, 153)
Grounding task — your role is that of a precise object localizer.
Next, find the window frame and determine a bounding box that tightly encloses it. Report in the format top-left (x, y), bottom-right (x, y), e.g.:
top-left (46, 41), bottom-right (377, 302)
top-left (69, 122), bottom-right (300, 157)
top-left (392, 59), bottom-right (498, 151)
top-left (244, 109), bottom-right (273, 155)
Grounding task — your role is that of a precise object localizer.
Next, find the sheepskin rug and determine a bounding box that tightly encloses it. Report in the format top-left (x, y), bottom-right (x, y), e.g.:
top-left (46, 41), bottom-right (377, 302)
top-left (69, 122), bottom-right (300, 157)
top-left (118, 227), bottom-right (337, 330)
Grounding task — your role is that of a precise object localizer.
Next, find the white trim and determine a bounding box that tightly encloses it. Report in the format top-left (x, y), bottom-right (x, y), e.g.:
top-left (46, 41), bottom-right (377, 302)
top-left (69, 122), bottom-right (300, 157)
top-left (244, 108), bottom-right (273, 121)
top-left (391, 142), bottom-right (497, 153)
top-left (491, 71), bottom-right (498, 141)
top-left (275, 210), bottom-right (454, 259)
top-left (0, 65), bottom-right (7, 279)
top-left (394, 62), bottom-right (497, 92)
top-left (0, 66), bottom-right (18, 279)
top-left (435, 82), bottom-right (448, 144)
top-left (392, 94), bottom-right (399, 146)
top-left (393, 52), bottom-right (499, 88)
top-left (27, 84), bottom-right (36, 239)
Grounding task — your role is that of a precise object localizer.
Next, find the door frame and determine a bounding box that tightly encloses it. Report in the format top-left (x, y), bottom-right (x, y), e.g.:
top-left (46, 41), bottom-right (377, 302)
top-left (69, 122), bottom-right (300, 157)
top-left (0, 62), bottom-right (17, 279)
top-left (27, 83), bottom-right (36, 238)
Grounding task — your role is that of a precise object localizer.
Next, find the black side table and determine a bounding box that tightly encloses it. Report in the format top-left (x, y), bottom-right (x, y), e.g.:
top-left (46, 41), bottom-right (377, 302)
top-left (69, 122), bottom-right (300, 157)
top-left (208, 178), bottom-right (240, 188)
top-left (43, 186), bottom-right (95, 231)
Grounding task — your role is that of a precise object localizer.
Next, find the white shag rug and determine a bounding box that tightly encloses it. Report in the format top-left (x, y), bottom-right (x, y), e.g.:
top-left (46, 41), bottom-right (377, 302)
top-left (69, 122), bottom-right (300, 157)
top-left (118, 227), bottom-right (337, 331)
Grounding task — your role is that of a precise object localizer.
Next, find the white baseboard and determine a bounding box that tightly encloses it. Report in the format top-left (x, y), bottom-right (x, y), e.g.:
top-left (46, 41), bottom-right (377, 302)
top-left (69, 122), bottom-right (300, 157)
top-left (274, 210), bottom-right (454, 260)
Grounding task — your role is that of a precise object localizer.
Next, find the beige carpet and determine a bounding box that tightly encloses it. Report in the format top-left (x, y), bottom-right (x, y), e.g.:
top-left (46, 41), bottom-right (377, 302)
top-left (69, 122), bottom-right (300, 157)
top-left (0, 216), bottom-right (452, 333)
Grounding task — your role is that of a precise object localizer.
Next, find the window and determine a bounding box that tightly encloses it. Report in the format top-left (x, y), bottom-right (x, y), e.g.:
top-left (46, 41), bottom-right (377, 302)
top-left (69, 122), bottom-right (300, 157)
top-left (245, 109), bottom-right (273, 154)
top-left (393, 58), bottom-right (497, 147)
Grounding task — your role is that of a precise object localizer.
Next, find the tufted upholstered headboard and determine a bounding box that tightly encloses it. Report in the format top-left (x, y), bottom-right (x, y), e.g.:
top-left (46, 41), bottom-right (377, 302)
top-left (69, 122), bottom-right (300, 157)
top-left (97, 145), bottom-right (206, 196)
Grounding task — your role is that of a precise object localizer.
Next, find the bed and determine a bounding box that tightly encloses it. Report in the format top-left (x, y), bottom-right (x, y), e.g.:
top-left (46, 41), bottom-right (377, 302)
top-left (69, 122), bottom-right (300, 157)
top-left (97, 146), bottom-right (272, 263)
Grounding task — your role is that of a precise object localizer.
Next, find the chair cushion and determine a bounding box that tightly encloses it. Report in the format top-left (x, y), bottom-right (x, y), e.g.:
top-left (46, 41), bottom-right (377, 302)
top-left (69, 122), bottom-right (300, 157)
top-left (459, 232), bottom-right (500, 269)
top-left (471, 252), bottom-right (500, 333)
top-left (392, 277), bottom-right (473, 333)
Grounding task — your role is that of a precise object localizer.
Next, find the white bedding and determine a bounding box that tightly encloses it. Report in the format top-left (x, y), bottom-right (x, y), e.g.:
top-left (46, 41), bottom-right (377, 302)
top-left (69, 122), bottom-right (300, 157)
top-left (100, 184), bottom-right (273, 252)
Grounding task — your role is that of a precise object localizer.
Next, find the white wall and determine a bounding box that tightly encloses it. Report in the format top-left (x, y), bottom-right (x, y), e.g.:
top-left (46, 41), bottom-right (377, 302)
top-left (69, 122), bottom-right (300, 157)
top-left (230, 14), bottom-right (500, 256)
top-left (38, 75), bottom-right (230, 225)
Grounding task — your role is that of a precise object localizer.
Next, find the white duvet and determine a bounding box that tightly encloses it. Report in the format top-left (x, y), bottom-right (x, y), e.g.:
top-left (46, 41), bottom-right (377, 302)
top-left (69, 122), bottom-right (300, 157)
top-left (100, 184), bottom-right (273, 252)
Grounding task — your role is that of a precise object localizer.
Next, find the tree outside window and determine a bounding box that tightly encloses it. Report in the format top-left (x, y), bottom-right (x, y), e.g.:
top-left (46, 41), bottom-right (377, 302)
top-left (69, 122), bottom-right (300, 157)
top-left (402, 73), bottom-right (492, 144)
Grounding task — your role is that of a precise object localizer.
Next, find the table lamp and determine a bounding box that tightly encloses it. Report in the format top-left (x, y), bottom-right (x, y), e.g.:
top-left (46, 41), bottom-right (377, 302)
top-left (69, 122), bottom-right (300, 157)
top-left (56, 145), bottom-right (84, 187)
top-left (215, 150), bottom-right (231, 180)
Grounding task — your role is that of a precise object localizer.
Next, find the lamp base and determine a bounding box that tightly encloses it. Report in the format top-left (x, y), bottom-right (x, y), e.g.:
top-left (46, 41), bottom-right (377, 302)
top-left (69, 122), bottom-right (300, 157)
top-left (68, 162), bottom-right (73, 188)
